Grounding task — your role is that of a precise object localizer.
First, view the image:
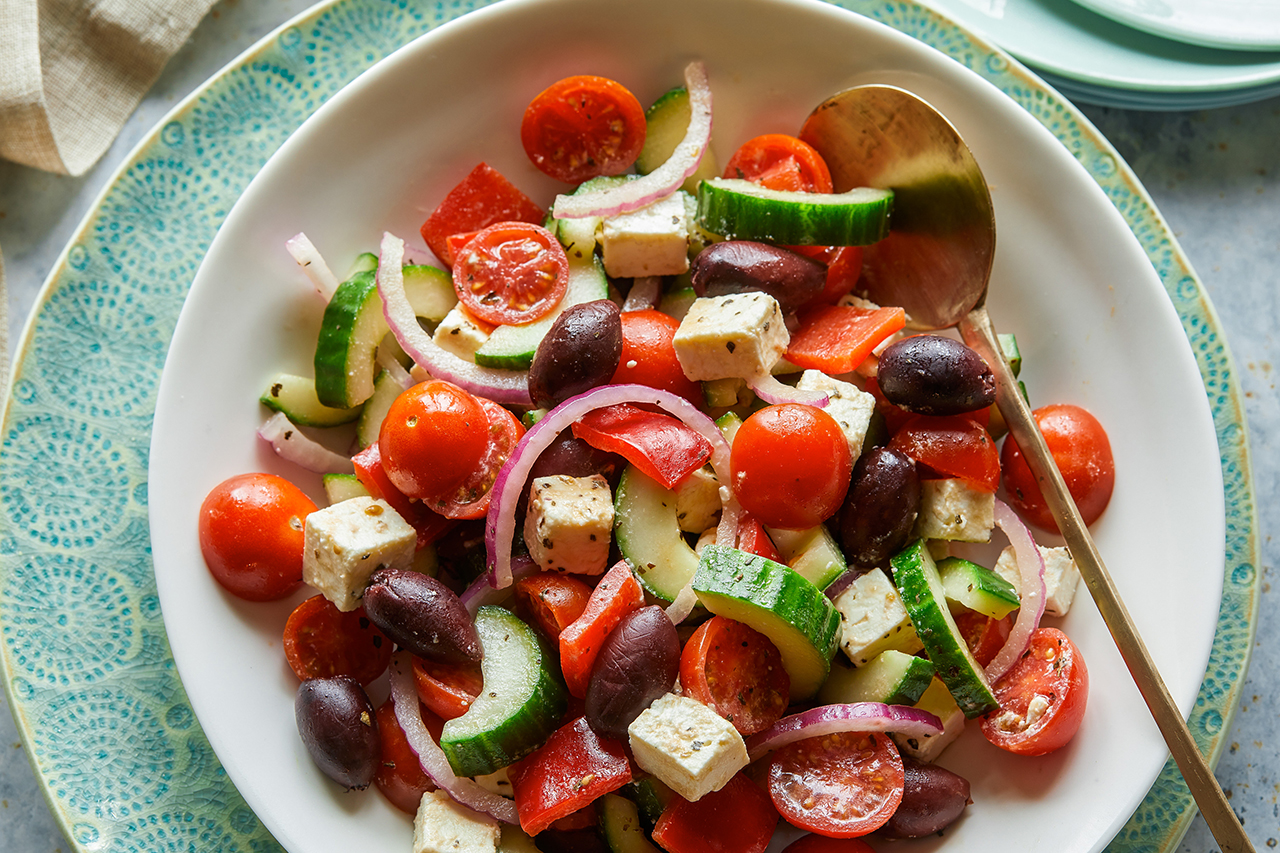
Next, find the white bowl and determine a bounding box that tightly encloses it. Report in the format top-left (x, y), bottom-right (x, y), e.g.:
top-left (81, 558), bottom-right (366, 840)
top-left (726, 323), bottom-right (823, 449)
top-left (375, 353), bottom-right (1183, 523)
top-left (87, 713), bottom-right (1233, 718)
top-left (149, 0), bottom-right (1224, 851)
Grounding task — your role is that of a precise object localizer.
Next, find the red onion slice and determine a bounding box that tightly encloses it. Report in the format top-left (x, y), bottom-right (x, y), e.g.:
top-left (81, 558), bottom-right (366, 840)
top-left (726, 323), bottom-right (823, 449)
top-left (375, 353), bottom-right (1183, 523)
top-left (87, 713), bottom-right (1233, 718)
top-left (461, 554), bottom-right (536, 615)
top-left (746, 702), bottom-right (944, 762)
top-left (485, 383), bottom-right (735, 589)
top-left (258, 413), bottom-right (353, 474)
top-left (622, 276), bottom-right (662, 312)
top-left (746, 372), bottom-right (829, 408)
top-left (286, 232), bottom-right (340, 300)
top-left (376, 232), bottom-right (532, 405)
top-left (389, 653), bottom-right (519, 823)
top-left (552, 62), bottom-right (712, 220)
top-left (376, 342), bottom-right (414, 390)
top-left (984, 498), bottom-right (1048, 682)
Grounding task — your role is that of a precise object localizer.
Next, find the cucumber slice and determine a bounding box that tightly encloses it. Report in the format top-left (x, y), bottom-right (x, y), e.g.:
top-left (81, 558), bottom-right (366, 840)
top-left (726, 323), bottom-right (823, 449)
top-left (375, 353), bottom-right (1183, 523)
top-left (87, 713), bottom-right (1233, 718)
top-left (346, 251), bottom-right (379, 278)
top-left (625, 777), bottom-right (675, 830)
top-left (692, 544), bottom-right (841, 700)
top-left (439, 606), bottom-right (567, 776)
top-left (697, 178), bottom-right (893, 246)
top-left (657, 285), bottom-right (697, 321)
top-left (891, 539), bottom-right (997, 718)
top-left (766, 524), bottom-right (846, 589)
top-left (321, 473), bottom-right (370, 505)
top-left (355, 369), bottom-right (406, 449)
top-left (472, 254), bottom-right (609, 370)
top-left (599, 792), bottom-right (661, 853)
top-left (714, 411), bottom-right (743, 445)
top-left (403, 264), bottom-right (457, 323)
top-left (817, 650), bottom-right (935, 707)
top-left (260, 372), bottom-right (362, 426)
top-left (551, 175), bottom-right (631, 259)
top-left (613, 465), bottom-right (700, 603)
top-left (938, 556), bottom-right (1020, 619)
top-left (499, 827), bottom-right (542, 853)
top-left (637, 86), bottom-right (719, 193)
top-left (998, 332), bottom-right (1022, 377)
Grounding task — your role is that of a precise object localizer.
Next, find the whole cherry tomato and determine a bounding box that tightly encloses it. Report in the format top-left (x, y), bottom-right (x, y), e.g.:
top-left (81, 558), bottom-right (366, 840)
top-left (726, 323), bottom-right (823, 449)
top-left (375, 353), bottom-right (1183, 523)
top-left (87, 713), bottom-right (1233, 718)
top-left (610, 309), bottom-right (702, 404)
top-left (198, 472), bottom-right (316, 601)
top-left (1001, 403), bottom-right (1115, 533)
top-left (724, 134), bottom-right (834, 194)
top-left (378, 381), bottom-right (489, 502)
top-left (283, 596), bottom-right (392, 686)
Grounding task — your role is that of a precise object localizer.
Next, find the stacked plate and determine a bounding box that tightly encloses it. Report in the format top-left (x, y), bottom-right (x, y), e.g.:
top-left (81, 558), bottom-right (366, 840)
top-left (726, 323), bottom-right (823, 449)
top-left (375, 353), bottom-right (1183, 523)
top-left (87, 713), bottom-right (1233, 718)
top-left (922, 0), bottom-right (1280, 108)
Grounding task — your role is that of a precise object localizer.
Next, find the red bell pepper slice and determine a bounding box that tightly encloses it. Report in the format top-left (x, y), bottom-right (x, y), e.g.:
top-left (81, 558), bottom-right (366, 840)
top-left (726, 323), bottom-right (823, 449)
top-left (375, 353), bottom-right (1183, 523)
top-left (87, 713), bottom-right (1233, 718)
top-left (786, 304), bottom-right (906, 374)
top-left (571, 404), bottom-right (712, 490)
top-left (558, 561), bottom-right (644, 698)
top-left (736, 514), bottom-right (782, 563)
top-left (352, 444), bottom-right (456, 548)
top-left (507, 716), bottom-right (633, 836)
top-left (652, 772), bottom-right (778, 853)
top-left (514, 573), bottom-right (593, 640)
top-left (419, 163), bottom-right (546, 268)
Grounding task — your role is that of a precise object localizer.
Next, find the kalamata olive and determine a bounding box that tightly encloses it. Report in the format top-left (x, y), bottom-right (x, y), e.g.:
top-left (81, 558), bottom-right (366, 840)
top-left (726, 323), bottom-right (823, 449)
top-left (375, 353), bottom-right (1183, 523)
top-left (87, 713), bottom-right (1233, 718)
top-left (840, 447), bottom-right (921, 567)
top-left (691, 241), bottom-right (826, 314)
top-left (528, 429), bottom-right (624, 486)
top-left (362, 568), bottom-right (481, 665)
top-left (585, 605), bottom-right (680, 740)
top-left (876, 335), bottom-right (996, 416)
top-left (295, 676), bottom-right (381, 789)
top-left (529, 300), bottom-right (623, 410)
top-left (879, 757), bottom-right (972, 838)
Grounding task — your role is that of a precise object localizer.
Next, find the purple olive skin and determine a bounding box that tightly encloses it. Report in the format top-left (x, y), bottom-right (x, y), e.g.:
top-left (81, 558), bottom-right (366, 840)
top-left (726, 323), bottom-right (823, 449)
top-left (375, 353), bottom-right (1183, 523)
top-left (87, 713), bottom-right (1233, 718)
top-left (362, 569), bottom-right (482, 665)
top-left (691, 241), bottom-right (826, 314)
top-left (295, 676), bottom-right (381, 790)
top-left (585, 605), bottom-right (680, 740)
top-left (876, 334), bottom-right (997, 416)
top-left (528, 300), bottom-right (623, 410)
top-left (879, 757), bottom-right (972, 838)
top-left (839, 447), bottom-right (921, 568)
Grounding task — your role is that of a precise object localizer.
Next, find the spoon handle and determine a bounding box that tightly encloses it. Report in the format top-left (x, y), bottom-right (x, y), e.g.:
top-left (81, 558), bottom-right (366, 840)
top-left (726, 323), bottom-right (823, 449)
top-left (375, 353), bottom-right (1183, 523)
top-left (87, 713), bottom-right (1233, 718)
top-left (960, 305), bottom-right (1254, 853)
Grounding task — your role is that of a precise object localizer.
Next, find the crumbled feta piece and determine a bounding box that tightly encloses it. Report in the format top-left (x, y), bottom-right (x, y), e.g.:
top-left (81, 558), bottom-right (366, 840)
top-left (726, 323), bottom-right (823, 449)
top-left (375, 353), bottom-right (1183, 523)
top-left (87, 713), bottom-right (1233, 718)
top-left (993, 544), bottom-right (1082, 617)
top-left (433, 304), bottom-right (492, 360)
top-left (413, 790), bottom-right (499, 853)
top-left (694, 527), bottom-right (718, 556)
top-left (674, 466), bottom-right (720, 533)
top-left (303, 496), bottom-right (416, 611)
top-left (602, 192), bottom-right (690, 278)
top-left (523, 474), bottom-right (613, 574)
top-left (672, 292), bottom-right (789, 381)
top-left (795, 370), bottom-right (876, 463)
top-left (837, 293), bottom-right (881, 312)
top-left (628, 693), bottom-right (749, 802)
top-left (913, 479), bottom-right (994, 542)
top-left (832, 567), bottom-right (924, 666)
top-left (891, 678), bottom-right (966, 763)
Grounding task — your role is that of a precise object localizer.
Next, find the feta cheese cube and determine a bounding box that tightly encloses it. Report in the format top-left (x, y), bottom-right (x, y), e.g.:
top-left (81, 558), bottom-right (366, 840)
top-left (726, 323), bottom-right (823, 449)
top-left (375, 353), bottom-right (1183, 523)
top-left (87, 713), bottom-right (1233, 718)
top-left (994, 544), bottom-right (1082, 617)
top-left (795, 370), bottom-right (876, 463)
top-left (674, 466), bottom-right (721, 533)
top-left (602, 192), bottom-right (690, 278)
top-left (913, 479), bottom-right (994, 542)
top-left (672, 292), bottom-right (789, 381)
top-left (303, 496), bottom-right (416, 611)
top-left (433, 304), bottom-right (492, 361)
top-left (413, 790), bottom-right (499, 853)
top-left (891, 678), bottom-right (966, 763)
top-left (628, 693), bottom-right (749, 802)
top-left (523, 474), bottom-right (614, 574)
top-left (832, 567), bottom-right (924, 666)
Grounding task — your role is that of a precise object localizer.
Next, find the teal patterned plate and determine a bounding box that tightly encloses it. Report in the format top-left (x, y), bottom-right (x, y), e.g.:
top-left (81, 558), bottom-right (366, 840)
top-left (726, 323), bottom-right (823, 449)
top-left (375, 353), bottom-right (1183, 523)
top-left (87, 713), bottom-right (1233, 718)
top-left (0, 1), bottom-right (1257, 852)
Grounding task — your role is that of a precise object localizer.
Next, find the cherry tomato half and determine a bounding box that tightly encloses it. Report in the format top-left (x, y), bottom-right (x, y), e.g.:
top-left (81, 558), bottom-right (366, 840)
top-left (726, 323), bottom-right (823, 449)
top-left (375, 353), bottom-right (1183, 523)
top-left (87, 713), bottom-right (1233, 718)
top-left (724, 134), bottom-right (834, 194)
top-left (730, 404), bottom-right (852, 530)
top-left (889, 414), bottom-right (1000, 493)
top-left (652, 772), bottom-right (778, 853)
top-left (980, 627), bottom-right (1089, 756)
top-left (610, 309), bottom-right (702, 404)
top-left (521, 75), bottom-right (647, 184)
top-left (378, 381), bottom-right (489, 502)
top-left (514, 572), bottom-right (593, 640)
top-left (767, 731), bottom-right (904, 838)
top-left (452, 222), bottom-right (569, 326)
top-left (198, 472), bottom-right (316, 601)
top-left (283, 595), bottom-right (392, 685)
top-left (412, 655), bottom-right (483, 721)
top-left (680, 615), bottom-right (789, 736)
top-left (1001, 403), bottom-right (1115, 533)
top-left (373, 699), bottom-right (438, 814)
top-left (429, 398), bottom-right (525, 520)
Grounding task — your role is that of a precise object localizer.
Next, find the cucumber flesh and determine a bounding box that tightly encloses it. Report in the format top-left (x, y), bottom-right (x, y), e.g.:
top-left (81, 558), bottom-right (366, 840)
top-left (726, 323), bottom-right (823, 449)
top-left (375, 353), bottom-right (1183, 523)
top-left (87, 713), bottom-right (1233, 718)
top-left (321, 473), bottom-right (370, 505)
top-left (345, 251), bottom-right (379, 278)
top-left (637, 86), bottom-right (719, 193)
top-left (439, 606), bottom-right (567, 777)
top-left (692, 544), bottom-right (841, 700)
top-left (260, 372), bottom-right (362, 426)
top-left (613, 466), bottom-right (700, 603)
top-left (697, 178), bottom-right (893, 246)
top-left (938, 556), bottom-right (1020, 619)
top-left (599, 792), bottom-right (661, 853)
top-left (817, 649), bottom-right (935, 707)
top-left (355, 369), bottom-right (406, 449)
top-left (766, 524), bottom-right (847, 589)
top-left (891, 539), bottom-right (997, 718)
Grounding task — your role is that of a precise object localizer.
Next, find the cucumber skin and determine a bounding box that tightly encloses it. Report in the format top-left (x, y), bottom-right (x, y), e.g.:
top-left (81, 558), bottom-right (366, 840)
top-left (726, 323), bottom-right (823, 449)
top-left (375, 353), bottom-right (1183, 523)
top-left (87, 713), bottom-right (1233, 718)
top-left (891, 539), bottom-right (998, 718)
top-left (259, 372), bottom-right (362, 427)
top-left (439, 606), bottom-right (567, 777)
top-left (697, 178), bottom-right (894, 246)
top-left (613, 466), bottom-right (701, 604)
top-left (313, 270), bottom-right (385, 408)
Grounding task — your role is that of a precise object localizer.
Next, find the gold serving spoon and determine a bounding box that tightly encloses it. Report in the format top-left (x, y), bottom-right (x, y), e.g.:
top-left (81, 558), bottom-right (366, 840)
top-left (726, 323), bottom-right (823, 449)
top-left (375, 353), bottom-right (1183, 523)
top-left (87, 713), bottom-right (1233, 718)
top-left (799, 84), bottom-right (1252, 853)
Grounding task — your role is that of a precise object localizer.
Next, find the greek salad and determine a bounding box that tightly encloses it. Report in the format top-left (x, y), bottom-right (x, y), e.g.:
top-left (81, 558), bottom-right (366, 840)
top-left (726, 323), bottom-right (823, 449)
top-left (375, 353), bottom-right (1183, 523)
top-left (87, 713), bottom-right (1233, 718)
top-left (197, 61), bottom-right (1116, 853)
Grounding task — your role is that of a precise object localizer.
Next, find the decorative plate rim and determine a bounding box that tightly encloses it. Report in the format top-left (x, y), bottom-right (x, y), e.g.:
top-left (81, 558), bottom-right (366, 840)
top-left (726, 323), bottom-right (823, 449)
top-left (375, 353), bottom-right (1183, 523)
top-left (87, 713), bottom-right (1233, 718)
top-left (0, 2), bottom-right (1259, 853)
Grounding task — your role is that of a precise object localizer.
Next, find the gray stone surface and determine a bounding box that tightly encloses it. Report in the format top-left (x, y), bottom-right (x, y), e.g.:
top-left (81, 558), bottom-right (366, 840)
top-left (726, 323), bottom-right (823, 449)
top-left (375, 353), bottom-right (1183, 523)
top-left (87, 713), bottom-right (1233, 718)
top-left (0, 0), bottom-right (1274, 850)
